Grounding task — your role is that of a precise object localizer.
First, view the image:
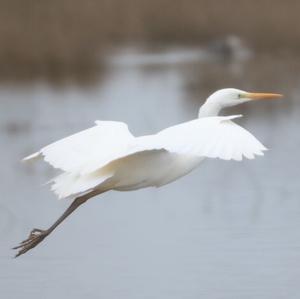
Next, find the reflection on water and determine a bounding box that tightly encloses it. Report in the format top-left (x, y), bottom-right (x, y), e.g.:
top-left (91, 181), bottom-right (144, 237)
top-left (1, 45), bottom-right (300, 299)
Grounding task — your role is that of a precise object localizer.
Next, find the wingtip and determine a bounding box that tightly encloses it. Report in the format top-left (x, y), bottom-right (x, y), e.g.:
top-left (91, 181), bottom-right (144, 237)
top-left (229, 114), bottom-right (243, 120)
top-left (220, 114), bottom-right (243, 122)
top-left (22, 152), bottom-right (40, 162)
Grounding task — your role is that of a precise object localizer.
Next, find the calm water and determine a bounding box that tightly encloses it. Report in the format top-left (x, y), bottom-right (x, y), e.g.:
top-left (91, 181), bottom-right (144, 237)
top-left (1, 45), bottom-right (300, 299)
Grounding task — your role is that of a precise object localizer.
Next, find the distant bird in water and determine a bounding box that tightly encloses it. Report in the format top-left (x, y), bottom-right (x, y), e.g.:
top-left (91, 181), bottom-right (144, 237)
top-left (206, 35), bottom-right (252, 61)
top-left (13, 88), bottom-right (282, 257)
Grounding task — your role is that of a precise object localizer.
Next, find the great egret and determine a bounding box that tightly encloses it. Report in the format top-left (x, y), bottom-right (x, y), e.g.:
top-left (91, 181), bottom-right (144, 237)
top-left (13, 88), bottom-right (282, 257)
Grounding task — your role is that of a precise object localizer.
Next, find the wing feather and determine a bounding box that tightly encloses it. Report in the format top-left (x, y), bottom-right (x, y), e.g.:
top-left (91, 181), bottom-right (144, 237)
top-left (153, 115), bottom-right (267, 160)
top-left (178, 116), bottom-right (266, 160)
top-left (24, 121), bottom-right (134, 174)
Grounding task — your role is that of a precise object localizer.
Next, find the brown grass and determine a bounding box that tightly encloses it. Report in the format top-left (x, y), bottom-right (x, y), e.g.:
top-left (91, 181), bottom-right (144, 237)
top-left (0, 0), bottom-right (299, 78)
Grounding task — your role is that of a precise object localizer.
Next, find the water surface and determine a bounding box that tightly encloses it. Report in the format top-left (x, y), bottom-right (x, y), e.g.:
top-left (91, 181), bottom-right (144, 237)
top-left (1, 45), bottom-right (300, 299)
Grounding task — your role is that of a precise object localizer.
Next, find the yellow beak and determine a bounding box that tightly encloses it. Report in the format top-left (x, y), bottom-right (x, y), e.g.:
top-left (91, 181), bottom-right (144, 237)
top-left (244, 92), bottom-right (283, 100)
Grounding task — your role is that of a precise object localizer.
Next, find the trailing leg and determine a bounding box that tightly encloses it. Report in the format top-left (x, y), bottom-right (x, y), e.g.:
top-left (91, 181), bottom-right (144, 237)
top-left (13, 190), bottom-right (100, 257)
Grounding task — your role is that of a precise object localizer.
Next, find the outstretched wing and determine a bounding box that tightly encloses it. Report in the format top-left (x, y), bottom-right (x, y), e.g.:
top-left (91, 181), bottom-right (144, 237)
top-left (149, 115), bottom-right (267, 161)
top-left (98, 115), bottom-right (267, 173)
top-left (24, 120), bottom-right (135, 175)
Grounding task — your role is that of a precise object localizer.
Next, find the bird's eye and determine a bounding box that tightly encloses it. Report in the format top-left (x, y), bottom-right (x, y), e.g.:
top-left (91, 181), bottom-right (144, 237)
top-left (238, 94), bottom-right (241, 99)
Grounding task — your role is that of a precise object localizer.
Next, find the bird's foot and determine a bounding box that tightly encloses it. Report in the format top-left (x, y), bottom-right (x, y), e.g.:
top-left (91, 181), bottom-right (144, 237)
top-left (13, 228), bottom-right (49, 258)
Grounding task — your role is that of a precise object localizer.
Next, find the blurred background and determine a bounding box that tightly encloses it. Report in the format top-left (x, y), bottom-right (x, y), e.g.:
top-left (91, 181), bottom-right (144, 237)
top-left (1, 1), bottom-right (300, 298)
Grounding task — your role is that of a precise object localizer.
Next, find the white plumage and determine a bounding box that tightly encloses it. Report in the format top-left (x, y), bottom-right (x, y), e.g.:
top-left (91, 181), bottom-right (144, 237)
top-left (25, 114), bottom-right (266, 199)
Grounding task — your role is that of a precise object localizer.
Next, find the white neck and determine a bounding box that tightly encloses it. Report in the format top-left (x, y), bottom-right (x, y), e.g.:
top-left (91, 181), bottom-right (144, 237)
top-left (198, 101), bottom-right (222, 118)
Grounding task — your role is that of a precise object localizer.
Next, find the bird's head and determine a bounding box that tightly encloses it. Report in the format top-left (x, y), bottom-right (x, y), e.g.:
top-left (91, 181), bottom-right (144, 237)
top-left (206, 88), bottom-right (283, 108)
top-left (199, 88), bottom-right (283, 117)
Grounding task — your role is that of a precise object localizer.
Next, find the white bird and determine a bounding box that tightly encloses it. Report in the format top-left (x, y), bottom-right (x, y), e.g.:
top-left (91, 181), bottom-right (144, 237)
top-left (13, 88), bottom-right (282, 257)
